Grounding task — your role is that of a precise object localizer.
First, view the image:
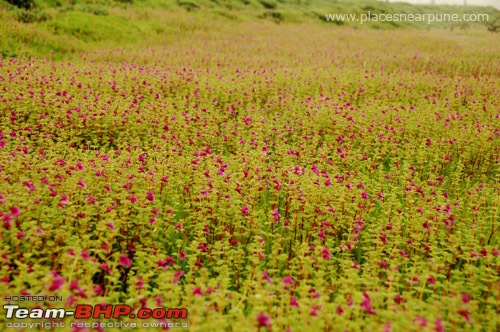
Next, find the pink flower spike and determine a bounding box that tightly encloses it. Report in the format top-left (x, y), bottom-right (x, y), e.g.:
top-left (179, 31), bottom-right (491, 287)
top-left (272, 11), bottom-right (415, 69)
top-left (193, 287), bottom-right (203, 296)
top-left (126, 195), bottom-right (137, 203)
top-left (435, 318), bottom-right (445, 332)
top-left (77, 179), bottom-right (87, 189)
top-left (22, 181), bottom-right (35, 192)
top-left (241, 205), bottom-right (249, 216)
top-left (336, 305), bottom-right (344, 315)
top-left (49, 272), bottom-right (64, 291)
top-left (146, 190), bottom-right (155, 203)
top-left (119, 255), bottom-right (131, 267)
top-left (9, 206), bottom-right (20, 217)
top-left (256, 312), bottom-right (271, 329)
top-left (458, 310), bottom-right (471, 323)
top-left (413, 316), bottom-right (427, 327)
top-left (290, 296), bottom-right (299, 307)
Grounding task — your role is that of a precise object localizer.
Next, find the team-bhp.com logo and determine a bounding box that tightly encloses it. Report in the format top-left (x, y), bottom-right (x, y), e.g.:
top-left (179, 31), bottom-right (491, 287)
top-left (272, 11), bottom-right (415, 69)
top-left (3, 304), bottom-right (189, 329)
top-left (4, 304), bottom-right (188, 319)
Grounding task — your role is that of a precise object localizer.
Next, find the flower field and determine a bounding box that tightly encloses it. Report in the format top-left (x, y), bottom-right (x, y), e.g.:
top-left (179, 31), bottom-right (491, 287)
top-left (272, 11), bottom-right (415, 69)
top-left (0, 21), bottom-right (499, 331)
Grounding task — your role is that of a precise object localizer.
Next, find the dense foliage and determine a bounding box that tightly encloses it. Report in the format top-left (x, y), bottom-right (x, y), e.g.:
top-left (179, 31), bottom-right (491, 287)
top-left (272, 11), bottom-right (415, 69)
top-left (0, 14), bottom-right (499, 332)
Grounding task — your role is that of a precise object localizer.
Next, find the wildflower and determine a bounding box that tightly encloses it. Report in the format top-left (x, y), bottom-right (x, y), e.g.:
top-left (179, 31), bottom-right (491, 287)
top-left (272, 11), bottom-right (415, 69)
top-left (413, 316), bottom-right (427, 327)
top-left (458, 310), bottom-right (471, 323)
top-left (394, 294), bottom-right (405, 304)
top-left (310, 305), bottom-right (322, 316)
top-left (193, 287), bottom-right (203, 296)
top-left (49, 271), bottom-right (64, 291)
top-left (9, 206), bottom-right (20, 217)
top-left (290, 296), bottom-right (299, 307)
top-left (336, 305), bottom-right (344, 315)
top-left (87, 195), bottom-right (96, 205)
top-left (262, 272), bottom-right (272, 284)
top-left (126, 195), bottom-right (137, 203)
top-left (361, 291), bottom-right (376, 315)
top-left (136, 276), bottom-right (144, 289)
top-left (81, 250), bottom-right (91, 260)
top-left (281, 275), bottom-right (294, 285)
top-left (435, 318), bottom-right (445, 332)
top-left (146, 190), bottom-right (155, 203)
top-left (272, 209), bottom-right (280, 222)
top-left (322, 247), bottom-right (331, 260)
top-left (427, 275), bottom-right (436, 285)
top-left (22, 181), bottom-right (35, 192)
top-left (241, 205), bottom-right (249, 216)
top-left (119, 255), bottom-right (131, 268)
top-left (256, 312), bottom-right (271, 329)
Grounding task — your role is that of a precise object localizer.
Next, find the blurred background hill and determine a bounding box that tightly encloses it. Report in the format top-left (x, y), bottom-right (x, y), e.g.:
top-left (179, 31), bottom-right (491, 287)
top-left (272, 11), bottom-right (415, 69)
top-left (1, 0), bottom-right (499, 58)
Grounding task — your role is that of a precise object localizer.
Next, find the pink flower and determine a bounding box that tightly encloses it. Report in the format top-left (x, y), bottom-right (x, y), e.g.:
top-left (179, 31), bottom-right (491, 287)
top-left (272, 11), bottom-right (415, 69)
top-left (136, 276), bottom-right (144, 289)
top-left (193, 287), bottom-right (203, 296)
top-left (281, 275), bottom-right (294, 285)
top-left (146, 190), bottom-right (155, 203)
top-left (9, 206), bottom-right (20, 217)
top-left (310, 305), bottom-right (322, 316)
top-left (394, 294), bottom-right (405, 304)
top-left (99, 263), bottom-right (112, 274)
top-left (361, 191), bottom-right (368, 200)
top-left (435, 318), bottom-right (445, 332)
top-left (413, 316), bottom-right (427, 327)
top-left (22, 181), bottom-right (35, 192)
top-left (119, 255), bottom-right (131, 267)
top-left (256, 312), bottom-right (271, 329)
top-left (272, 209), bottom-right (280, 222)
top-left (87, 195), bottom-right (96, 205)
top-left (361, 291), bottom-right (376, 315)
top-left (290, 296), bottom-right (299, 307)
top-left (81, 249), bottom-right (91, 260)
top-left (322, 247), bottom-right (331, 260)
top-left (49, 271), bottom-right (64, 291)
top-left (262, 271), bottom-right (273, 284)
top-left (427, 275), bottom-right (436, 285)
top-left (241, 205), bottom-right (249, 216)
top-left (106, 222), bottom-right (115, 231)
top-left (399, 249), bottom-right (409, 258)
top-left (94, 285), bottom-right (104, 296)
top-left (461, 293), bottom-right (470, 304)
top-left (60, 194), bottom-right (69, 206)
top-left (458, 310), bottom-right (471, 323)
top-left (77, 179), bottom-right (87, 189)
top-left (126, 195), bottom-right (137, 203)
top-left (336, 305), bottom-right (344, 315)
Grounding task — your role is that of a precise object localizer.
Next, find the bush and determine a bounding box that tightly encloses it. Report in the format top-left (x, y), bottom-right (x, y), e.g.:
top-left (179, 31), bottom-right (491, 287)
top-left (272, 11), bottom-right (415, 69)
top-left (177, 0), bottom-right (200, 11)
top-left (258, 0), bottom-right (277, 9)
top-left (6, 0), bottom-right (34, 10)
top-left (15, 8), bottom-right (49, 23)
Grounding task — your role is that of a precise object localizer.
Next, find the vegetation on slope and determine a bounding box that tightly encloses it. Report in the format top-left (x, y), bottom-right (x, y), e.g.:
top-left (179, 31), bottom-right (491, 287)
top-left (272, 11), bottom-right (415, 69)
top-left (0, 0), bottom-right (499, 58)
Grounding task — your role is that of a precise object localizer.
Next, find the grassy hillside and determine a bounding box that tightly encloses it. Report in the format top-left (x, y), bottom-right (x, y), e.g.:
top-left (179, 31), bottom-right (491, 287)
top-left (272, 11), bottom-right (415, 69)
top-left (0, 0), bottom-right (499, 58)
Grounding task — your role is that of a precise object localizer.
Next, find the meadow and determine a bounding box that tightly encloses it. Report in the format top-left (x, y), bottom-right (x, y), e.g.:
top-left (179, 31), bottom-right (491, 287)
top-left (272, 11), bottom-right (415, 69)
top-left (0, 1), bottom-right (499, 331)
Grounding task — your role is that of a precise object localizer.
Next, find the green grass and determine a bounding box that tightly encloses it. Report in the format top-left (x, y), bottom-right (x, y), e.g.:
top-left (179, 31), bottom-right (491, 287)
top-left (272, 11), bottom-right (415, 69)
top-left (0, 0), bottom-right (499, 58)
